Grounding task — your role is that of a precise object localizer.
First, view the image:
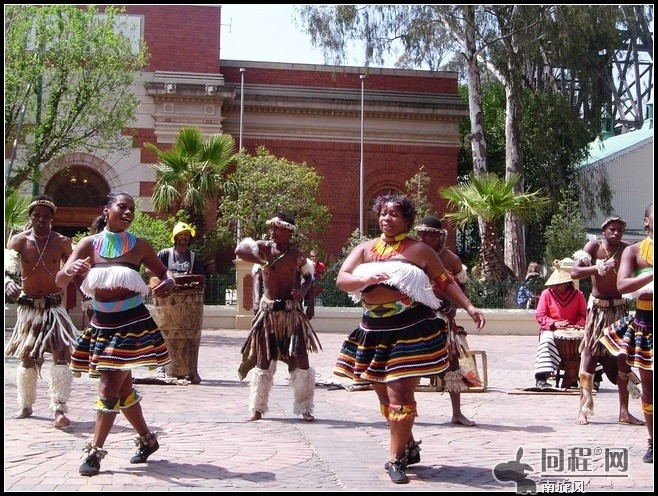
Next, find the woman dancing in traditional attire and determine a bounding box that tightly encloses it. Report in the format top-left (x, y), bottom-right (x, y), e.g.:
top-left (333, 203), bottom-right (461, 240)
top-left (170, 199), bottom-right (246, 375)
top-left (334, 194), bottom-right (485, 484)
top-left (56, 192), bottom-right (175, 476)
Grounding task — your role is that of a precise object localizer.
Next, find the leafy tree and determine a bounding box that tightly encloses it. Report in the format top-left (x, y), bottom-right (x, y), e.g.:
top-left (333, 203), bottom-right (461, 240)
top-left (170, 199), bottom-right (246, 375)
top-left (5, 5), bottom-right (148, 190)
top-left (544, 192), bottom-right (587, 265)
top-left (216, 147), bottom-right (331, 252)
top-left (404, 166), bottom-right (436, 222)
top-left (458, 82), bottom-right (592, 267)
top-left (440, 173), bottom-right (549, 281)
top-left (145, 127), bottom-right (237, 233)
top-left (319, 228), bottom-right (368, 307)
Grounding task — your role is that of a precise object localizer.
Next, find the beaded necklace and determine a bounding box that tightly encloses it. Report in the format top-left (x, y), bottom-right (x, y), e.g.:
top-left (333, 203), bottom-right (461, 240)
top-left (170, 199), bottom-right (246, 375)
top-left (370, 233), bottom-right (411, 261)
top-left (21, 230), bottom-right (55, 281)
top-left (264, 245), bottom-right (291, 270)
top-left (93, 228), bottom-right (137, 258)
top-left (603, 242), bottom-right (621, 274)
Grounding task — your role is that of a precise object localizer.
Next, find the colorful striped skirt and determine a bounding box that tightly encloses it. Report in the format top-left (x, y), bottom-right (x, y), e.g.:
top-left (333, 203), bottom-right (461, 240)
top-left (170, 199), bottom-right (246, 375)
top-left (334, 303), bottom-right (449, 384)
top-left (599, 308), bottom-right (653, 371)
top-left (70, 297), bottom-right (170, 378)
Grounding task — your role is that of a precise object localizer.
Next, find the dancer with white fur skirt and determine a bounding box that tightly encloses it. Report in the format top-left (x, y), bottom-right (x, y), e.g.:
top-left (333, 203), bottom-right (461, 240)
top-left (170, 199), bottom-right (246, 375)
top-left (5, 195), bottom-right (79, 429)
top-left (235, 212), bottom-right (322, 422)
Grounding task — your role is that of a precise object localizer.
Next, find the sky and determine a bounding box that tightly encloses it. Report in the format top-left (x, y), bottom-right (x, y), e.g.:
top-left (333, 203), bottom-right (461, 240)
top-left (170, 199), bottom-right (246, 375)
top-left (219, 4), bottom-right (396, 67)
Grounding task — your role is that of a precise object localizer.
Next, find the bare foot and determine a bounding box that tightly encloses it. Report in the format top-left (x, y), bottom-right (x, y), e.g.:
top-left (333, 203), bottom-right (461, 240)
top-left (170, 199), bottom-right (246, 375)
top-left (619, 413), bottom-right (645, 426)
top-left (247, 411), bottom-right (263, 422)
top-left (54, 411), bottom-right (71, 429)
top-left (301, 412), bottom-right (315, 422)
top-left (575, 414), bottom-right (589, 425)
top-left (13, 407), bottom-right (33, 419)
top-left (451, 413), bottom-right (476, 426)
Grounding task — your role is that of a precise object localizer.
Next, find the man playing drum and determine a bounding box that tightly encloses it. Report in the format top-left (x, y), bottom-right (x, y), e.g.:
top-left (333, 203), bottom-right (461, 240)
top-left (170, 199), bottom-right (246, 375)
top-left (533, 260), bottom-right (586, 389)
top-left (572, 216), bottom-right (644, 426)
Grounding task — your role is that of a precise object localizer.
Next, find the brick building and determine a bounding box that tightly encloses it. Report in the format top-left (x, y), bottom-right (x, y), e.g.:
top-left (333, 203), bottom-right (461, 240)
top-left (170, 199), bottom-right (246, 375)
top-left (23, 5), bottom-right (467, 265)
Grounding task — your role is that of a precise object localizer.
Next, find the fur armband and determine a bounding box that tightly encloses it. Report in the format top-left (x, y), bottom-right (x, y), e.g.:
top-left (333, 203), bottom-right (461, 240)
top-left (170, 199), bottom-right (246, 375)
top-left (237, 237), bottom-right (260, 258)
top-left (432, 270), bottom-right (455, 292)
top-left (300, 258), bottom-right (314, 277)
top-left (454, 265), bottom-right (468, 284)
top-left (5, 249), bottom-right (20, 277)
top-left (595, 258), bottom-right (608, 276)
top-left (572, 250), bottom-right (592, 266)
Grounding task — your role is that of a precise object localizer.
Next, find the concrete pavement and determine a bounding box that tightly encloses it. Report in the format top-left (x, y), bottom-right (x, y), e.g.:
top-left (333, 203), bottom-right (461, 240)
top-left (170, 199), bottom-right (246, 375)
top-left (4, 327), bottom-right (654, 492)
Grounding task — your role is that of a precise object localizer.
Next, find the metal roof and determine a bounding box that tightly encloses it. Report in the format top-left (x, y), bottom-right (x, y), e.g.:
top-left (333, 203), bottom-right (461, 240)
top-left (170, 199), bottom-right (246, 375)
top-left (577, 119), bottom-right (654, 169)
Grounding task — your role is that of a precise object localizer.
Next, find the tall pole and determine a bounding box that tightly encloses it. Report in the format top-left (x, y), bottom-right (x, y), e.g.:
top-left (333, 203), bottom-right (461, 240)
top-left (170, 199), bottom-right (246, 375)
top-left (237, 67), bottom-right (246, 241)
top-left (239, 67), bottom-right (246, 151)
top-left (359, 74), bottom-right (366, 236)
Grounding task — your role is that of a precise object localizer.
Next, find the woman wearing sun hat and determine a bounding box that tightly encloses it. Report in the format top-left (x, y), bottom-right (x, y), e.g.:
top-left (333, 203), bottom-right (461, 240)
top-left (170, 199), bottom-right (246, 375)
top-left (533, 260), bottom-right (587, 389)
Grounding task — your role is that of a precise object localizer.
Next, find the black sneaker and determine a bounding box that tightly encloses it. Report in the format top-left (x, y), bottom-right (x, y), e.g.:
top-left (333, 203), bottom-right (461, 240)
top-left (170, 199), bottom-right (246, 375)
top-left (536, 380), bottom-right (551, 389)
top-left (79, 455), bottom-right (101, 476)
top-left (643, 442), bottom-right (653, 464)
top-left (405, 440), bottom-right (421, 465)
top-left (130, 435), bottom-right (160, 464)
top-left (384, 459), bottom-right (409, 484)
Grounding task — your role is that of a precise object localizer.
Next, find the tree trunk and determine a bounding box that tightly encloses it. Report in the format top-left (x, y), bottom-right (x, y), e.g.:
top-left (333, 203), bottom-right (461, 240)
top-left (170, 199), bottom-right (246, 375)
top-left (503, 72), bottom-right (525, 279)
top-left (462, 6), bottom-right (489, 241)
top-left (479, 220), bottom-right (505, 282)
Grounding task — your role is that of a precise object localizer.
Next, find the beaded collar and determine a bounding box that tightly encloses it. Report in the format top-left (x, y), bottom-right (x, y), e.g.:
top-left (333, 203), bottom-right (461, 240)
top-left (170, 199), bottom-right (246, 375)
top-left (93, 229), bottom-right (137, 258)
top-left (370, 233), bottom-right (411, 261)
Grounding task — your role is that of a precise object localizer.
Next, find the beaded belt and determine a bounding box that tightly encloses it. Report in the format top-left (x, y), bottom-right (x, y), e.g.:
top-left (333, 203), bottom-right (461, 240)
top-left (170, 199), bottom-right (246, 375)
top-left (17, 293), bottom-right (63, 309)
top-left (591, 297), bottom-right (626, 308)
top-left (636, 299), bottom-right (653, 311)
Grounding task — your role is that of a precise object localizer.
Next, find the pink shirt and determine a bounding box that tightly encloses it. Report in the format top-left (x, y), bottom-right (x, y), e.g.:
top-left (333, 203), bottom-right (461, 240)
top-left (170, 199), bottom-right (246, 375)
top-left (535, 287), bottom-right (587, 332)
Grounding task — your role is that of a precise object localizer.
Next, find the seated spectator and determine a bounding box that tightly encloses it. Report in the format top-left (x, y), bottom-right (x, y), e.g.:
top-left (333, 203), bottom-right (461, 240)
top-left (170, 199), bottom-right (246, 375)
top-left (517, 261), bottom-right (543, 309)
top-left (533, 260), bottom-right (587, 389)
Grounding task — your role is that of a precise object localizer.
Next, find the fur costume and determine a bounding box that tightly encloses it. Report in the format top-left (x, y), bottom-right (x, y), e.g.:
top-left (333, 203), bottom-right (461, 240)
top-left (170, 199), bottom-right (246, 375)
top-left (348, 261), bottom-right (443, 309)
top-left (238, 298), bottom-right (322, 381)
top-left (290, 367), bottom-right (316, 415)
top-left (16, 366), bottom-right (38, 410)
top-left (81, 265), bottom-right (150, 298)
top-left (249, 362), bottom-right (277, 415)
top-left (48, 363), bottom-right (73, 413)
top-left (5, 293), bottom-right (79, 362)
top-left (578, 371), bottom-right (595, 418)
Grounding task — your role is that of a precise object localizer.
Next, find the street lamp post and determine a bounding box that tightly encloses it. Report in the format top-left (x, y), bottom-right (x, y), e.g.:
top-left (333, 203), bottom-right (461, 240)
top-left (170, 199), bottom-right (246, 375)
top-left (359, 74), bottom-right (366, 236)
top-left (239, 67), bottom-right (246, 151)
top-left (237, 67), bottom-right (246, 240)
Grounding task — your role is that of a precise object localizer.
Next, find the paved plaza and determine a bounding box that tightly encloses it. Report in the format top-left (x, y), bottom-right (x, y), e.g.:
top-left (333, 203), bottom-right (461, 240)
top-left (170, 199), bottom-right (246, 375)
top-left (4, 327), bottom-right (654, 492)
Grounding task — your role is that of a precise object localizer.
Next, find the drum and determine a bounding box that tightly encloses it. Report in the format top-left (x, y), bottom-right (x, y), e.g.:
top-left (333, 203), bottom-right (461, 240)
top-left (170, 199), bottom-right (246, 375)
top-left (151, 274), bottom-right (205, 384)
top-left (554, 327), bottom-right (584, 389)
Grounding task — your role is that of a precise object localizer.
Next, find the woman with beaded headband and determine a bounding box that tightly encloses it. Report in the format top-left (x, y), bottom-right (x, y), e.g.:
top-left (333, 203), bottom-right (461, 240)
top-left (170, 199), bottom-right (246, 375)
top-left (600, 203), bottom-right (654, 463)
top-left (415, 215), bottom-right (477, 426)
top-left (5, 194), bottom-right (79, 430)
top-left (571, 215), bottom-right (644, 426)
top-left (56, 192), bottom-right (175, 476)
top-left (235, 211), bottom-right (321, 423)
top-left (334, 194), bottom-right (485, 484)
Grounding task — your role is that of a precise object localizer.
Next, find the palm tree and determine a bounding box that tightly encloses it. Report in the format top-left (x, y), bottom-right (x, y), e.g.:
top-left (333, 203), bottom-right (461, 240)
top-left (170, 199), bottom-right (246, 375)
top-left (440, 172), bottom-right (549, 282)
top-left (145, 127), bottom-right (237, 227)
top-left (5, 189), bottom-right (30, 243)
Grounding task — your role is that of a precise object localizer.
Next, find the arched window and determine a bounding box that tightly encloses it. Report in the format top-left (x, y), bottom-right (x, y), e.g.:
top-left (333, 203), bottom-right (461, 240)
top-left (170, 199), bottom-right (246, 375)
top-left (45, 167), bottom-right (109, 207)
top-left (366, 187), bottom-right (402, 238)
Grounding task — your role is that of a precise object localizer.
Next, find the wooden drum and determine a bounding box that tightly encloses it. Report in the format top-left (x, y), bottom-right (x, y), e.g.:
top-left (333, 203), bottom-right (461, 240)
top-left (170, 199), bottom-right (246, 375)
top-left (553, 327), bottom-right (584, 389)
top-left (151, 274), bottom-right (205, 384)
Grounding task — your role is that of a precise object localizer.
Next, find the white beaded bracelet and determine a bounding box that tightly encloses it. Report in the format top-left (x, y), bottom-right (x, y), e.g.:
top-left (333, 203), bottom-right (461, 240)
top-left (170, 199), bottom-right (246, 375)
top-left (64, 266), bottom-right (76, 277)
